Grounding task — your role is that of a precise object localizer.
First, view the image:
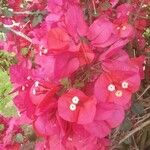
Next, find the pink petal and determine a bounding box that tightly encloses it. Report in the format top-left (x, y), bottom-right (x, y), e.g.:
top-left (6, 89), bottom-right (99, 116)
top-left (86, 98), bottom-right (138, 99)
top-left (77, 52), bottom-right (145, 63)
top-left (94, 74), bottom-right (110, 102)
top-left (84, 121), bottom-right (111, 138)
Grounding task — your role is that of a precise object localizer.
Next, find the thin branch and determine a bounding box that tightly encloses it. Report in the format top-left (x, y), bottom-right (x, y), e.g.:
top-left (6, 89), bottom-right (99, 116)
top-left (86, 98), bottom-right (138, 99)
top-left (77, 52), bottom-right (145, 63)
top-left (119, 119), bottom-right (150, 145)
top-left (137, 85), bottom-right (150, 100)
top-left (13, 11), bottom-right (36, 15)
top-left (135, 113), bottom-right (150, 126)
top-left (132, 136), bottom-right (139, 150)
top-left (133, 0), bottom-right (145, 22)
top-left (3, 25), bottom-right (32, 43)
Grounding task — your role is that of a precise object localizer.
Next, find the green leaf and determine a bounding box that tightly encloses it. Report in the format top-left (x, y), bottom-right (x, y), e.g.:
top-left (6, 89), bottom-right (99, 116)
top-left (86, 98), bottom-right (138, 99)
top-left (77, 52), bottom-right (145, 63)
top-left (73, 81), bottom-right (85, 89)
top-left (15, 133), bottom-right (24, 143)
top-left (2, 8), bottom-right (13, 17)
top-left (101, 1), bottom-right (111, 11)
top-left (120, 118), bottom-right (133, 131)
top-left (0, 124), bottom-right (5, 131)
top-left (32, 14), bottom-right (43, 27)
top-left (0, 70), bottom-right (17, 117)
top-left (60, 77), bottom-right (71, 89)
top-left (131, 102), bottom-right (145, 115)
top-left (0, 32), bottom-right (6, 41)
top-left (21, 47), bottom-right (29, 56)
top-left (123, 137), bottom-right (132, 145)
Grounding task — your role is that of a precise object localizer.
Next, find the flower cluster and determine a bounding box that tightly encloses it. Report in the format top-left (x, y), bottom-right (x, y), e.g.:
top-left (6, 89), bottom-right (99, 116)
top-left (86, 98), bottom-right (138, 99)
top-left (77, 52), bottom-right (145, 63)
top-left (0, 115), bottom-right (31, 150)
top-left (0, 0), bottom-right (149, 149)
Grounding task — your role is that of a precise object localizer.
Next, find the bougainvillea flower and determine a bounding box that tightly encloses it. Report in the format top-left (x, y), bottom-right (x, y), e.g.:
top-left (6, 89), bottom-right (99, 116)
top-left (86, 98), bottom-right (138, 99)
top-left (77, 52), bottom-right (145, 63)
top-left (58, 88), bottom-right (97, 124)
top-left (47, 0), bottom-right (63, 13)
top-left (94, 60), bottom-right (141, 107)
top-left (10, 64), bottom-right (33, 92)
top-left (63, 125), bottom-right (109, 150)
top-left (116, 23), bottom-right (135, 39)
top-left (65, 4), bottom-right (88, 42)
top-left (7, 0), bottom-right (22, 11)
top-left (116, 3), bottom-right (133, 18)
top-left (78, 42), bottom-right (95, 65)
top-left (110, 0), bottom-right (119, 7)
top-left (95, 102), bottom-right (125, 128)
top-left (36, 134), bottom-right (65, 150)
top-left (83, 102), bottom-right (124, 138)
top-left (4, 0), bottom-right (147, 148)
top-left (47, 27), bottom-right (71, 53)
top-left (29, 80), bottom-right (58, 105)
top-left (99, 40), bottom-right (129, 61)
top-left (33, 111), bottom-right (60, 137)
top-left (33, 54), bottom-right (55, 80)
top-left (87, 16), bottom-right (115, 48)
top-left (0, 116), bottom-right (25, 149)
top-left (53, 52), bottom-right (80, 81)
top-left (14, 90), bottom-right (36, 119)
top-left (33, 52), bottom-right (79, 82)
top-left (131, 56), bottom-right (145, 79)
top-left (114, 18), bottom-right (135, 39)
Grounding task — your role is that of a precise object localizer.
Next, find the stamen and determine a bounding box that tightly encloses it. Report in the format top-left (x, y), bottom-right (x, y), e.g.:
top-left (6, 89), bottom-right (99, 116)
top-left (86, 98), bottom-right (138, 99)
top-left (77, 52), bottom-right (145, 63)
top-left (115, 90), bottom-right (123, 97)
top-left (68, 137), bottom-right (73, 141)
top-left (27, 76), bottom-right (31, 80)
top-left (43, 49), bottom-right (48, 54)
top-left (72, 96), bottom-right (79, 104)
top-left (121, 81), bottom-right (129, 89)
top-left (21, 86), bottom-right (25, 91)
top-left (107, 84), bottom-right (116, 92)
top-left (122, 26), bottom-right (127, 30)
top-left (34, 81), bottom-right (39, 87)
top-left (69, 104), bottom-right (76, 111)
top-left (32, 89), bottom-right (36, 95)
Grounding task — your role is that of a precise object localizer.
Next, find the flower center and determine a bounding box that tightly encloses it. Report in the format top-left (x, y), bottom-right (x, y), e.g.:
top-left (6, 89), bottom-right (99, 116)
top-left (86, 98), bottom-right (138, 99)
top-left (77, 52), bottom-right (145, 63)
top-left (72, 96), bottom-right (79, 104)
top-left (115, 90), bottom-right (123, 97)
top-left (107, 84), bottom-right (116, 92)
top-left (34, 81), bottom-right (39, 87)
top-left (32, 88), bottom-right (37, 95)
top-left (21, 86), bottom-right (25, 91)
top-left (121, 81), bottom-right (128, 89)
top-left (69, 104), bottom-right (76, 111)
top-left (122, 26), bottom-right (127, 30)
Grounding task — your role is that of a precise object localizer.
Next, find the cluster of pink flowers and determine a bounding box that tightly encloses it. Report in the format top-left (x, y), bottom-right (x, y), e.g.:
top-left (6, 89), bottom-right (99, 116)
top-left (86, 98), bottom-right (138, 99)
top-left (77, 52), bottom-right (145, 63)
top-left (0, 0), bottom-right (149, 149)
top-left (0, 115), bottom-right (26, 150)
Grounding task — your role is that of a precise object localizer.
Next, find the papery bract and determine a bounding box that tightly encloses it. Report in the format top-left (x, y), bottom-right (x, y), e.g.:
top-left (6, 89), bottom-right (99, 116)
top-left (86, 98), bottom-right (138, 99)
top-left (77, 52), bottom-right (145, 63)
top-left (58, 88), bottom-right (97, 124)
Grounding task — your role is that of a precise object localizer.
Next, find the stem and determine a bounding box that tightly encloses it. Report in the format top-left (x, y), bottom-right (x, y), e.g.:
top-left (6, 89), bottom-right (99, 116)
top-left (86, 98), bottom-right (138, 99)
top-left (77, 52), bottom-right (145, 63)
top-left (133, 0), bottom-right (145, 22)
top-left (3, 24), bottom-right (32, 43)
top-left (119, 119), bottom-right (150, 144)
top-left (92, 0), bottom-right (97, 15)
top-left (137, 85), bottom-right (150, 100)
top-left (13, 11), bottom-right (36, 15)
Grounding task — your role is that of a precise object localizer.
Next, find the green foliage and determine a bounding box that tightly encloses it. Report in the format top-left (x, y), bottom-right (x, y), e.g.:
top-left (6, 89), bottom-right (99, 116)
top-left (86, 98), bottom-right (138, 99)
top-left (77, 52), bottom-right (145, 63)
top-left (131, 102), bottom-right (145, 115)
top-left (0, 51), bottom-right (17, 71)
top-left (0, 69), bottom-right (17, 117)
top-left (0, 51), bottom-right (17, 117)
top-left (31, 10), bottom-right (47, 27)
top-left (15, 133), bottom-right (24, 143)
top-left (1, 7), bottom-right (13, 17)
top-left (60, 77), bottom-right (72, 89)
top-left (143, 28), bottom-right (150, 45)
top-left (0, 123), bottom-right (5, 131)
top-left (120, 118), bottom-right (133, 132)
top-left (32, 14), bottom-right (43, 27)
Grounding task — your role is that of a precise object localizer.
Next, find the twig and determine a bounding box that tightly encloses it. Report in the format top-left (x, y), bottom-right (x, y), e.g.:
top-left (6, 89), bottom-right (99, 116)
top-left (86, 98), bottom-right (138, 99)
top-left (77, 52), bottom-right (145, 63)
top-left (119, 119), bottom-right (150, 144)
top-left (135, 113), bottom-right (150, 126)
top-left (3, 25), bottom-right (32, 43)
top-left (132, 136), bottom-right (139, 150)
top-left (137, 85), bottom-right (150, 100)
top-left (13, 11), bottom-right (36, 15)
top-left (133, 0), bottom-right (145, 22)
